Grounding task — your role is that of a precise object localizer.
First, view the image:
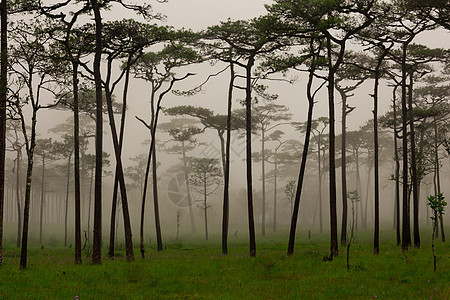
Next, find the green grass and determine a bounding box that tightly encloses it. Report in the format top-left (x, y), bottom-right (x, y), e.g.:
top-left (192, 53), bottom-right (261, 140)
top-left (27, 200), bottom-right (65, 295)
top-left (0, 231), bottom-right (449, 299)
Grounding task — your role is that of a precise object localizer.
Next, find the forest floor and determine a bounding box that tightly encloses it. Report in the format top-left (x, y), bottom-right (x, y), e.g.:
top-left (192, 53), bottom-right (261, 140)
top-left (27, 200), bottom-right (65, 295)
top-left (0, 230), bottom-right (449, 299)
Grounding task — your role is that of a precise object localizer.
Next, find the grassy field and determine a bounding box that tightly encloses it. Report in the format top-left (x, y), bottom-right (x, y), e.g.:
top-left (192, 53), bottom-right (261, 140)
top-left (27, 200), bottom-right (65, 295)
top-left (0, 230), bottom-right (448, 299)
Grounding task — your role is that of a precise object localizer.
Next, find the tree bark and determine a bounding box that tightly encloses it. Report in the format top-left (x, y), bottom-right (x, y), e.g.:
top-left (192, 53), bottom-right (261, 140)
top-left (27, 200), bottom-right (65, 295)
top-left (222, 61), bottom-right (234, 254)
top-left (91, 0), bottom-right (103, 265)
top-left (401, 42), bottom-right (411, 250)
top-left (408, 72), bottom-right (420, 248)
top-left (0, 0), bottom-right (6, 268)
top-left (108, 58), bottom-right (131, 259)
top-left (39, 152), bottom-right (45, 245)
top-left (287, 40), bottom-right (316, 255)
top-left (73, 61), bottom-right (81, 264)
top-left (392, 87), bottom-right (401, 246)
top-left (245, 56), bottom-right (256, 257)
top-left (339, 89), bottom-right (348, 246)
top-left (64, 154), bottom-right (72, 247)
top-left (326, 36), bottom-right (338, 257)
top-left (152, 140), bottom-right (163, 251)
top-left (261, 127), bottom-right (266, 237)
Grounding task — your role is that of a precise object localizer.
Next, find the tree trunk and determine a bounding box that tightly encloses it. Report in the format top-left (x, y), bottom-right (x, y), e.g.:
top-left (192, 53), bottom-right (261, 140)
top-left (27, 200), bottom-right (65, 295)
top-left (261, 127), bottom-right (266, 237)
top-left (245, 57), bottom-right (256, 257)
top-left (273, 148), bottom-right (277, 233)
top-left (433, 117), bottom-right (445, 242)
top-left (401, 42), bottom-right (411, 250)
top-left (87, 168), bottom-right (93, 243)
top-left (373, 66), bottom-right (380, 255)
top-left (204, 172), bottom-right (208, 241)
top-left (19, 93), bottom-right (38, 269)
top-left (327, 36), bottom-right (339, 257)
top-left (222, 61), bottom-right (234, 254)
top-left (152, 140), bottom-right (163, 251)
top-left (182, 141), bottom-right (196, 234)
top-left (408, 72), bottom-right (420, 248)
top-left (104, 84), bottom-right (134, 261)
top-left (108, 58), bottom-right (131, 259)
top-left (16, 151), bottom-right (21, 248)
top-left (392, 86), bottom-right (401, 246)
top-left (318, 140), bottom-right (323, 233)
top-left (64, 154), bottom-right (72, 247)
top-left (340, 89), bottom-right (348, 246)
top-left (39, 152), bottom-right (45, 245)
top-left (91, 0), bottom-right (103, 265)
top-left (73, 61), bottom-right (82, 264)
top-left (0, 0), bottom-right (6, 268)
top-left (287, 40), bottom-right (316, 255)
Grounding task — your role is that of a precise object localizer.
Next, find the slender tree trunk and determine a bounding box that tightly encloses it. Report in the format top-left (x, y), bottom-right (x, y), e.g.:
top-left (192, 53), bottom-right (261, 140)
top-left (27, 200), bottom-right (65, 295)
top-left (340, 90), bottom-right (348, 246)
top-left (287, 41), bottom-right (316, 255)
top-left (408, 72), bottom-right (420, 248)
top-left (273, 148), bottom-right (277, 233)
top-left (327, 36), bottom-right (339, 257)
top-left (401, 42), bottom-right (411, 250)
top-left (364, 164), bottom-right (372, 230)
top-left (373, 66), bottom-right (381, 255)
top-left (91, 0), bottom-right (103, 265)
top-left (73, 62), bottom-right (81, 264)
top-left (108, 59), bottom-right (131, 259)
top-left (222, 61), bottom-right (234, 254)
top-left (152, 140), bottom-right (162, 251)
top-left (87, 168), bottom-right (93, 243)
top-left (204, 172), bottom-right (208, 241)
top-left (19, 99), bottom-right (38, 269)
top-left (140, 139), bottom-right (151, 258)
top-left (0, 0), bottom-right (6, 268)
top-left (355, 148), bottom-right (361, 231)
top-left (393, 87), bottom-right (401, 246)
top-left (261, 128), bottom-right (266, 237)
top-left (318, 140), bottom-right (323, 233)
top-left (182, 141), bottom-right (196, 234)
top-left (104, 84), bottom-right (134, 260)
top-left (16, 152), bottom-right (21, 248)
top-left (245, 57), bottom-right (256, 257)
top-left (64, 154), bottom-right (72, 247)
top-left (39, 153), bottom-right (45, 245)
top-left (433, 117), bottom-right (445, 241)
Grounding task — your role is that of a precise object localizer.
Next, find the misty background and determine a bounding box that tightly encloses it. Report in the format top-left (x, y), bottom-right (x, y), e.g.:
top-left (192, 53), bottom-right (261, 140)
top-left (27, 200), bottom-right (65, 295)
top-left (3, 0), bottom-right (450, 246)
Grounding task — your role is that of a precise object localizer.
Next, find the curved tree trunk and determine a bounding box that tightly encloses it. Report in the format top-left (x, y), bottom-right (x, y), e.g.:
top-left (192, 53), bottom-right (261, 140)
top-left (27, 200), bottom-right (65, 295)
top-left (108, 58), bottom-right (131, 259)
top-left (287, 39), bottom-right (316, 255)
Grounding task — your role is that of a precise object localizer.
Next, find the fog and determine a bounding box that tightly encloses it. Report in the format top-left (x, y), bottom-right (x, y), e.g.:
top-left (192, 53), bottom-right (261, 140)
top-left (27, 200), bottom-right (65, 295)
top-left (3, 0), bottom-right (450, 246)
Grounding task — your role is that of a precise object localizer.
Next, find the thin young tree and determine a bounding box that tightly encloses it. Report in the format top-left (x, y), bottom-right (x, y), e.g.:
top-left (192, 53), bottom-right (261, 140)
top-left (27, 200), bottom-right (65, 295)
top-left (132, 42), bottom-right (199, 256)
top-left (188, 157), bottom-right (222, 241)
